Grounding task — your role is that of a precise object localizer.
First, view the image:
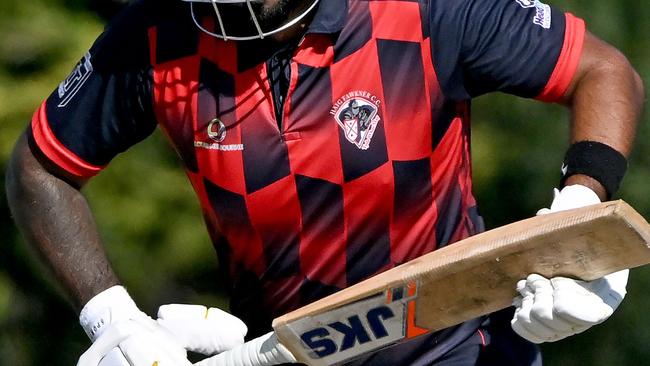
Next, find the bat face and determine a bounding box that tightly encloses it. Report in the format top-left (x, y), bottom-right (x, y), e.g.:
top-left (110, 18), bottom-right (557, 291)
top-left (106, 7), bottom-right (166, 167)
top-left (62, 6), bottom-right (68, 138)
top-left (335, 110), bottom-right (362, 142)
top-left (270, 200), bottom-right (650, 366)
top-left (278, 282), bottom-right (427, 365)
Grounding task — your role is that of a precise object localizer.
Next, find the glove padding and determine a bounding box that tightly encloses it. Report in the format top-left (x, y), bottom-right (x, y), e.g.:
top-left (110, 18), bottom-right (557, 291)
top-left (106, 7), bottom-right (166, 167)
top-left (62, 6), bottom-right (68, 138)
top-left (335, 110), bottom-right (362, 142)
top-left (156, 304), bottom-right (248, 355)
top-left (511, 184), bottom-right (629, 343)
top-left (83, 305), bottom-right (248, 366)
top-left (511, 271), bottom-right (628, 343)
top-left (535, 184), bottom-right (602, 215)
top-left (78, 317), bottom-right (192, 366)
top-left (77, 286), bottom-right (247, 366)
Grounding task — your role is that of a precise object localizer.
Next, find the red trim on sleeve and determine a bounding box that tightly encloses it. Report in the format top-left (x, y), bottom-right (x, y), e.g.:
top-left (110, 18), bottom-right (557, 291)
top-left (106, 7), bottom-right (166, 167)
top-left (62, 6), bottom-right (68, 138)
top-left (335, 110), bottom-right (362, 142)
top-left (536, 13), bottom-right (586, 102)
top-left (30, 102), bottom-right (104, 178)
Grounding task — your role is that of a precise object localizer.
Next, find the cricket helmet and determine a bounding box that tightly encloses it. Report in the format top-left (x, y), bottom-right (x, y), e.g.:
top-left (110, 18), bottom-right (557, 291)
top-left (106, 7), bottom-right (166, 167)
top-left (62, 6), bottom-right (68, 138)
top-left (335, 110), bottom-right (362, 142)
top-left (181, 0), bottom-right (320, 41)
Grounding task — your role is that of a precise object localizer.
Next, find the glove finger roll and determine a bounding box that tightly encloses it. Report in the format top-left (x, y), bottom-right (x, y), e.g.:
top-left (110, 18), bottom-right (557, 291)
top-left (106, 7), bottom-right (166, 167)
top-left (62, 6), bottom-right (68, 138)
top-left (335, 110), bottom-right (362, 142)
top-left (98, 348), bottom-right (131, 366)
top-left (78, 322), bottom-right (141, 366)
top-left (157, 305), bottom-right (247, 355)
top-left (528, 276), bottom-right (575, 333)
top-left (119, 334), bottom-right (192, 366)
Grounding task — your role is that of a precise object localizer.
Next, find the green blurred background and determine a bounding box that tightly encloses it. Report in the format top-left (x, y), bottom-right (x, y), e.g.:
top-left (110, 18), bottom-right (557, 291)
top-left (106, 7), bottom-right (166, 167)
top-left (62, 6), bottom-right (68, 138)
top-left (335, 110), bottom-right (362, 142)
top-left (0, 0), bottom-right (647, 364)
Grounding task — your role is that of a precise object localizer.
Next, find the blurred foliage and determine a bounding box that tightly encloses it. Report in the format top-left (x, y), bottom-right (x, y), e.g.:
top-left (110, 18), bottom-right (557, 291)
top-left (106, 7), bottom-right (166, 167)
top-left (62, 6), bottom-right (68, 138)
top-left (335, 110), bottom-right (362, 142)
top-left (0, 0), bottom-right (648, 365)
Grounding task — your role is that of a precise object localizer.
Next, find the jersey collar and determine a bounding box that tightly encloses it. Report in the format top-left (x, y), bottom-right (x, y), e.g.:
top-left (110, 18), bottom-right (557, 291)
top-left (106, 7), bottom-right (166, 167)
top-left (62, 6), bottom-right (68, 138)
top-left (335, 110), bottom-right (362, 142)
top-left (306, 0), bottom-right (348, 35)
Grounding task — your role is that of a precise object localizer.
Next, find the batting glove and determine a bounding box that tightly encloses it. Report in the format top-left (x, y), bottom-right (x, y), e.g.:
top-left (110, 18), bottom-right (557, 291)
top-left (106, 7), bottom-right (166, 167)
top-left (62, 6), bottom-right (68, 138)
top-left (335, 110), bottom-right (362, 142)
top-left (511, 185), bottom-right (629, 343)
top-left (76, 286), bottom-right (247, 366)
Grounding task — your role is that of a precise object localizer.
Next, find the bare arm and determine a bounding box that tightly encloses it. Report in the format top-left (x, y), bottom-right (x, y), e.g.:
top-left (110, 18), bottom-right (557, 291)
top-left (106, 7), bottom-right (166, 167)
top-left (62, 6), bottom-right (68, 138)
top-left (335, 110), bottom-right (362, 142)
top-left (6, 132), bottom-right (119, 311)
top-left (560, 31), bottom-right (645, 199)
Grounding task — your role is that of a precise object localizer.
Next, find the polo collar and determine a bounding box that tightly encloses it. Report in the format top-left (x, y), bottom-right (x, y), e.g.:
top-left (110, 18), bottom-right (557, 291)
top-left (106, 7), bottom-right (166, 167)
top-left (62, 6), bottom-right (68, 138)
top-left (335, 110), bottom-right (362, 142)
top-left (307, 0), bottom-right (348, 34)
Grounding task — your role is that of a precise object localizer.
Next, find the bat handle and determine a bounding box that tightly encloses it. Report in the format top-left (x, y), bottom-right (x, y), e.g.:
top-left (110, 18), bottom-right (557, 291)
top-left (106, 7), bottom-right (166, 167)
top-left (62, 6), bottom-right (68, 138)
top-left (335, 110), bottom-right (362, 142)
top-left (194, 331), bottom-right (297, 366)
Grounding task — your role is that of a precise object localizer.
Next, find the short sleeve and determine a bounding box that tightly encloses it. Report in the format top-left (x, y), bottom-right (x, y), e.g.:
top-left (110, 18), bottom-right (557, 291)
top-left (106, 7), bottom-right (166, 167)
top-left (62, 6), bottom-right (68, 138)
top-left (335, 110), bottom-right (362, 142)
top-left (429, 0), bottom-right (585, 101)
top-left (29, 0), bottom-right (158, 178)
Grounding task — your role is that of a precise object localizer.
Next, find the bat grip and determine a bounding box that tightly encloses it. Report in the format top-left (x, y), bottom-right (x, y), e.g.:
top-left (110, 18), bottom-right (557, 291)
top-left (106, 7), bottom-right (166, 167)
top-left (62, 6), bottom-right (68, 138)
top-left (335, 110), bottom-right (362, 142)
top-left (194, 331), bottom-right (296, 366)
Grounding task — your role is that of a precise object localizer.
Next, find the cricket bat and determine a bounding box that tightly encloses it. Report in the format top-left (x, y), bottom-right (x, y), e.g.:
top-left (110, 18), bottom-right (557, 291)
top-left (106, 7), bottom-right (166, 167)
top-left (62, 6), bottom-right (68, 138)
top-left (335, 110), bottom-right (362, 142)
top-left (197, 200), bottom-right (650, 366)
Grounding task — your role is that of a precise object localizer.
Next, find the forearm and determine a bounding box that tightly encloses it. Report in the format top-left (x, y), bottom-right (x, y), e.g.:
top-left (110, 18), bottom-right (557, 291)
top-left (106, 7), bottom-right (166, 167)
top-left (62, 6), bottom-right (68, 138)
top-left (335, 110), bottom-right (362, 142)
top-left (562, 32), bottom-right (645, 199)
top-left (6, 133), bottom-right (119, 310)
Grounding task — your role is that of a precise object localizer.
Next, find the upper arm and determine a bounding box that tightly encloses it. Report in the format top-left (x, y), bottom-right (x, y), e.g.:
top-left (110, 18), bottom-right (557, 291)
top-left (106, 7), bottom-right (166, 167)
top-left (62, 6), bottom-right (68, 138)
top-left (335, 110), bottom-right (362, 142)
top-left (560, 31), bottom-right (645, 106)
top-left (29, 0), bottom-right (158, 180)
top-left (7, 131), bottom-right (88, 196)
top-left (430, 0), bottom-right (585, 102)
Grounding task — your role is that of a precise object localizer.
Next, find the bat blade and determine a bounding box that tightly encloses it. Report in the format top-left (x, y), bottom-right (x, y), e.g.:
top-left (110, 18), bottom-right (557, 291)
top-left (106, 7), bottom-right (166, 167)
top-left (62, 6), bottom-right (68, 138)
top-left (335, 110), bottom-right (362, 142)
top-left (270, 200), bottom-right (650, 366)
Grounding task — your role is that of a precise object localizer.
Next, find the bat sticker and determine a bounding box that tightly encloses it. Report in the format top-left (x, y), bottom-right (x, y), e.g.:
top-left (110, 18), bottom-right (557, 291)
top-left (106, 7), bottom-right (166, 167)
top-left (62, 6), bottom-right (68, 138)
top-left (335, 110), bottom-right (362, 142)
top-left (284, 282), bottom-right (429, 365)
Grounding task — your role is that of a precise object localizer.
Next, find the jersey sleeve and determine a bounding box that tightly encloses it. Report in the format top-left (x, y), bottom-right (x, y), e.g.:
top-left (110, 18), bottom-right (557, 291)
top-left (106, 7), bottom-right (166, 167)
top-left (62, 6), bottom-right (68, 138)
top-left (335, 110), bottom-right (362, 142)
top-left (429, 0), bottom-right (585, 101)
top-left (29, 0), bottom-right (157, 178)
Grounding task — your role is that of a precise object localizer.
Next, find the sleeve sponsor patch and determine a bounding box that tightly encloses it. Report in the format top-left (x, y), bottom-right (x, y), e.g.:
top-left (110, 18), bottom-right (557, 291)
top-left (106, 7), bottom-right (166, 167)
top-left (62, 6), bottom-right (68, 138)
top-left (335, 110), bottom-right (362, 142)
top-left (57, 52), bottom-right (93, 108)
top-left (515, 0), bottom-right (552, 29)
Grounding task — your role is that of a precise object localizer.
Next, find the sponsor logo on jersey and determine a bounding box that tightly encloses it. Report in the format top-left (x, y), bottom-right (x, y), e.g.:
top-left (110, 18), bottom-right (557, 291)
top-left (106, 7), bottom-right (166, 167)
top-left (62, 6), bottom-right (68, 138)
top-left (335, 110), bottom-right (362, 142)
top-left (515, 0), bottom-right (537, 8)
top-left (58, 52), bottom-right (93, 108)
top-left (283, 282), bottom-right (428, 365)
top-left (207, 118), bottom-right (227, 143)
top-left (331, 91), bottom-right (382, 150)
top-left (533, 2), bottom-right (552, 29)
top-left (515, 0), bottom-right (552, 29)
top-left (194, 117), bottom-right (244, 151)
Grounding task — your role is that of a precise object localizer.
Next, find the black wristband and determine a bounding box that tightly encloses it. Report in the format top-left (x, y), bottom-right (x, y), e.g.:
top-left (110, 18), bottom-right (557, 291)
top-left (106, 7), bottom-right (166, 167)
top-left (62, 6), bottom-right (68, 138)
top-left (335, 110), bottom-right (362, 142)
top-left (560, 141), bottom-right (628, 199)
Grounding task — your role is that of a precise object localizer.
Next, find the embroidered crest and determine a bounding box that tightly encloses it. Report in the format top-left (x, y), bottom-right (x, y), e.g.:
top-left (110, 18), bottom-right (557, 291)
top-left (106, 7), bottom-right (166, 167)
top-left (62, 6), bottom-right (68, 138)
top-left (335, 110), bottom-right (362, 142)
top-left (331, 91), bottom-right (382, 150)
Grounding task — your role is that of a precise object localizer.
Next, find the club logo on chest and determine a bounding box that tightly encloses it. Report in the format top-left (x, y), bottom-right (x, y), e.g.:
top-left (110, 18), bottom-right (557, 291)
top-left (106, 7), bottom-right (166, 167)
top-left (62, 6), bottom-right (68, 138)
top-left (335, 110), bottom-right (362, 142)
top-left (331, 91), bottom-right (382, 150)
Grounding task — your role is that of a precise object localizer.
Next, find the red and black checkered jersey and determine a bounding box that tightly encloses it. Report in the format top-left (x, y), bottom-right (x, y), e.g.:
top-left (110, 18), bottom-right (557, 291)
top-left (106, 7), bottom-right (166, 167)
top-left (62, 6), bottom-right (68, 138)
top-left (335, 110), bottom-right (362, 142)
top-left (30, 0), bottom-right (585, 361)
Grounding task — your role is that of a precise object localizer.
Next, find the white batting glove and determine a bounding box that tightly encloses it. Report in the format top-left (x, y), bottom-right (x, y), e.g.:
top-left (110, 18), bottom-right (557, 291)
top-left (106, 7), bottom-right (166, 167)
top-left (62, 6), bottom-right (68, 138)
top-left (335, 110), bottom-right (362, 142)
top-left (76, 286), bottom-right (247, 366)
top-left (535, 184), bottom-right (601, 215)
top-left (511, 185), bottom-right (629, 343)
top-left (81, 318), bottom-right (192, 366)
top-left (156, 304), bottom-right (248, 355)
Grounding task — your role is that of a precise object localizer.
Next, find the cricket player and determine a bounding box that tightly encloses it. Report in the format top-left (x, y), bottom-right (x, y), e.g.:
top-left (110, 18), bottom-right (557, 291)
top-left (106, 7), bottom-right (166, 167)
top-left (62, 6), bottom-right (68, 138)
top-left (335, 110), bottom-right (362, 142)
top-left (6, 0), bottom-right (644, 365)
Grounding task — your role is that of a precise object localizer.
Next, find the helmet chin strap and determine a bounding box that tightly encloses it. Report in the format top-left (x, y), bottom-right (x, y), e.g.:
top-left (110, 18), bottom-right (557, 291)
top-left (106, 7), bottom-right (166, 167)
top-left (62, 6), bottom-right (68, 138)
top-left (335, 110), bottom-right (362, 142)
top-left (185, 0), bottom-right (320, 41)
